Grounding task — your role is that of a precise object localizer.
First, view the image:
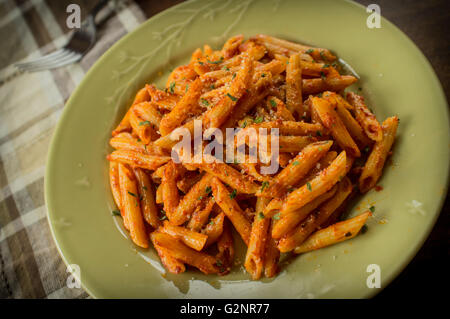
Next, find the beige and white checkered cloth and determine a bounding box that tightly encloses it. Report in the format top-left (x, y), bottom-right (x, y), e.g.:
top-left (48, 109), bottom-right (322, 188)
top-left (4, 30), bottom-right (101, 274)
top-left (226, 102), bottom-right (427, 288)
top-left (0, 0), bottom-right (155, 299)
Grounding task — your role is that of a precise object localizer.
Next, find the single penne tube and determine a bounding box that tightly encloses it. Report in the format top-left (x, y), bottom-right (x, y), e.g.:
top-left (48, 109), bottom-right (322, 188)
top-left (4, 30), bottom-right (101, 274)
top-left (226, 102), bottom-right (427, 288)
top-left (271, 184), bottom-right (337, 239)
top-left (160, 220), bottom-right (208, 251)
top-left (154, 116), bottom-right (197, 150)
top-left (203, 56), bottom-right (253, 129)
top-left (285, 53), bottom-right (303, 117)
top-left (294, 211), bottom-right (372, 254)
top-left (151, 243), bottom-right (186, 274)
top-left (187, 197), bottom-right (215, 231)
top-left (146, 84), bottom-right (179, 111)
top-left (203, 212), bottom-right (226, 248)
top-left (159, 78), bottom-right (204, 136)
top-left (359, 116), bottom-right (399, 193)
top-left (252, 34), bottom-right (336, 61)
top-left (239, 120), bottom-right (323, 136)
top-left (211, 178), bottom-right (252, 245)
top-left (238, 134), bottom-right (316, 155)
top-left (256, 59), bottom-right (286, 76)
top-left (260, 141), bottom-right (333, 198)
top-left (150, 231), bottom-right (219, 275)
top-left (264, 223), bottom-right (280, 278)
top-left (109, 161), bottom-right (124, 219)
top-left (133, 167), bottom-right (160, 229)
top-left (118, 163), bottom-right (148, 248)
top-left (171, 173), bottom-right (213, 226)
top-left (312, 97), bottom-right (361, 157)
top-left (266, 96), bottom-right (295, 121)
top-left (279, 150), bottom-right (347, 216)
top-left (277, 177), bottom-right (353, 252)
top-left (275, 54), bottom-right (330, 77)
top-left (132, 101), bottom-right (163, 129)
top-left (323, 92), bottom-right (372, 148)
top-left (346, 92), bottom-right (383, 142)
top-left (129, 111), bottom-right (157, 144)
top-left (295, 151), bottom-right (338, 187)
top-left (112, 87), bottom-right (150, 136)
top-left (302, 76), bottom-right (357, 95)
top-left (107, 149), bottom-right (171, 170)
top-left (221, 34), bottom-right (244, 59)
top-left (244, 197), bottom-right (271, 280)
top-left (161, 161), bottom-right (181, 220)
top-left (109, 135), bottom-right (147, 153)
top-left (215, 220), bottom-right (235, 275)
top-left (190, 156), bottom-right (260, 194)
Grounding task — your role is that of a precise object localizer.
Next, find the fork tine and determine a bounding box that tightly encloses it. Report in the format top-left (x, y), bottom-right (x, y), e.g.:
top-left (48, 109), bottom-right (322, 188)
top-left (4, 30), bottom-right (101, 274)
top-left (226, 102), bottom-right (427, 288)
top-left (15, 49), bottom-right (68, 68)
top-left (17, 51), bottom-right (78, 72)
top-left (22, 53), bottom-right (82, 72)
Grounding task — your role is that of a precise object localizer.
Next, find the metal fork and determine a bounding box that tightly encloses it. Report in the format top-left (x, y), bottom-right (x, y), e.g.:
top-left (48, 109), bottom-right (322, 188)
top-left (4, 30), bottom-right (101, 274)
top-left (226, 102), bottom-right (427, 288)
top-left (15, 0), bottom-right (109, 72)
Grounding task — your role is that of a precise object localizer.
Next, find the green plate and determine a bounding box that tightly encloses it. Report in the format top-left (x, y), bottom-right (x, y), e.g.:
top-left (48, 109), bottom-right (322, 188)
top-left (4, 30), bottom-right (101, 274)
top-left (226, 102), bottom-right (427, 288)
top-left (45, 0), bottom-right (449, 298)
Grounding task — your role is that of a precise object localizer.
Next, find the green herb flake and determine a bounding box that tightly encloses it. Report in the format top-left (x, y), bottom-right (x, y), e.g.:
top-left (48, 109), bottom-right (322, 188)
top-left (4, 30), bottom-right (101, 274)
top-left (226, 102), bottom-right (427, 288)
top-left (112, 210), bottom-right (121, 216)
top-left (226, 93), bottom-right (238, 101)
top-left (254, 116), bottom-right (263, 124)
top-left (272, 212), bottom-right (281, 220)
top-left (205, 186), bottom-right (212, 194)
top-left (261, 181), bottom-right (270, 192)
top-left (364, 146), bottom-right (370, 153)
top-left (232, 73), bottom-right (236, 79)
top-left (209, 221), bottom-right (214, 226)
top-left (210, 84), bottom-right (215, 89)
top-left (306, 182), bottom-right (312, 191)
top-left (198, 61), bottom-right (204, 65)
top-left (270, 99), bottom-right (277, 107)
top-left (139, 121), bottom-right (152, 126)
top-left (306, 49), bottom-right (314, 54)
top-left (185, 84), bottom-right (189, 93)
top-left (242, 121), bottom-right (247, 128)
top-left (320, 51), bottom-right (326, 61)
top-left (258, 212), bottom-right (265, 220)
top-left (169, 82), bottom-right (176, 93)
top-left (201, 98), bottom-right (210, 107)
top-left (316, 130), bottom-right (322, 137)
top-left (198, 196), bottom-right (203, 200)
top-left (322, 64), bottom-right (330, 69)
top-left (292, 161), bottom-right (300, 166)
top-left (222, 66), bottom-right (230, 71)
top-left (207, 57), bottom-right (224, 64)
top-left (261, 73), bottom-right (266, 78)
top-left (229, 189), bottom-right (237, 199)
top-left (320, 71), bottom-right (326, 80)
top-left (369, 206), bottom-right (375, 213)
top-left (128, 191), bottom-right (137, 197)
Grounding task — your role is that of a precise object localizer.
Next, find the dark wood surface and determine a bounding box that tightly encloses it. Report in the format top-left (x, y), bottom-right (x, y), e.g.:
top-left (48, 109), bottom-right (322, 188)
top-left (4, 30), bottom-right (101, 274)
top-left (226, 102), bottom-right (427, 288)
top-left (133, 0), bottom-right (449, 299)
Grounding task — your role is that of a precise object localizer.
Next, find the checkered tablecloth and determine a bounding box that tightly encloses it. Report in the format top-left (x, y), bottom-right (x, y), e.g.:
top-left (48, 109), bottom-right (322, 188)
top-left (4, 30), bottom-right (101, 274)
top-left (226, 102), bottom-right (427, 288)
top-left (0, 0), bottom-right (151, 299)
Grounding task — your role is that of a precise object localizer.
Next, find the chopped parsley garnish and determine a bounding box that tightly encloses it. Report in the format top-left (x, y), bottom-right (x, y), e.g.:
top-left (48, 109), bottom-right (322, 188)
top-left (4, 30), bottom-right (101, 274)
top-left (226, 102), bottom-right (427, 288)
top-left (229, 189), bottom-right (237, 199)
top-left (226, 93), bottom-right (238, 101)
top-left (242, 121), bottom-right (247, 128)
top-left (316, 130), bottom-right (322, 137)
top-left (306, 182), bottom-right (312, 191)
top-left (222, 66), bottom-right (230, 71)
top-left (205, 186), bottom-right (212, 194)
top-left (169, 82), bottom-right (175, 93)
top-left (270, 99), bottom-right (277, 107)
top-left (159, 210), bottom-right (167, 220)
top-left (258, 212), bottom-right (265, 219)
top-left (232, 73), bottom-right (236, 79)
top-left (210, 84), bottom-right (215, 89)
top-left (272, 212), bottom-right (281, 220)
top-left (320, 51), bottom-right (326, 61)
top-left (254, 116), bottom-right (263, 124)
top-left (292, 161), bottom-right (300, 166)
top-left (261, 181), bottom-right (269, 192)
top-left (320, 71), bottom-right (326, 80)
top-left (364, 146), bottom-right (370, 153)
top-left (198, 196), bottom-right (203, 200)
top-left (198, 61), bottom-right (204, 65)
top-left (305, 49), bottom-right (314, 54)
top-left (139, 121), bottom-right (152, 126)
top-left (322, 64), bottom-right (330, 68)
top-left (201, 98), bottom-right (210, 106)
top-left (207, 57), bottom-right (224, 64)
top-left (112, 210), bottom-right (121, 216)
top-left (142, 186), bottom-right (148, 191)
top-left (209, 221), bottom-right (214, 225)
top-left (185, 84), bottom-right (189, 93)
top-left (128, 191), bottom-right (137, 197)
top-left (261, 73), bottom-right (266, 78)
top-left (369, 206), bottom-right (375, 212)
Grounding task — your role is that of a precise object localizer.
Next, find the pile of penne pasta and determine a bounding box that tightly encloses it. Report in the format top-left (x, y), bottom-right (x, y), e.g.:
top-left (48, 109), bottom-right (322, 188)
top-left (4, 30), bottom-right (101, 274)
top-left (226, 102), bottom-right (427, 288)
top-left (107, 34), bottom-right (399, 279)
